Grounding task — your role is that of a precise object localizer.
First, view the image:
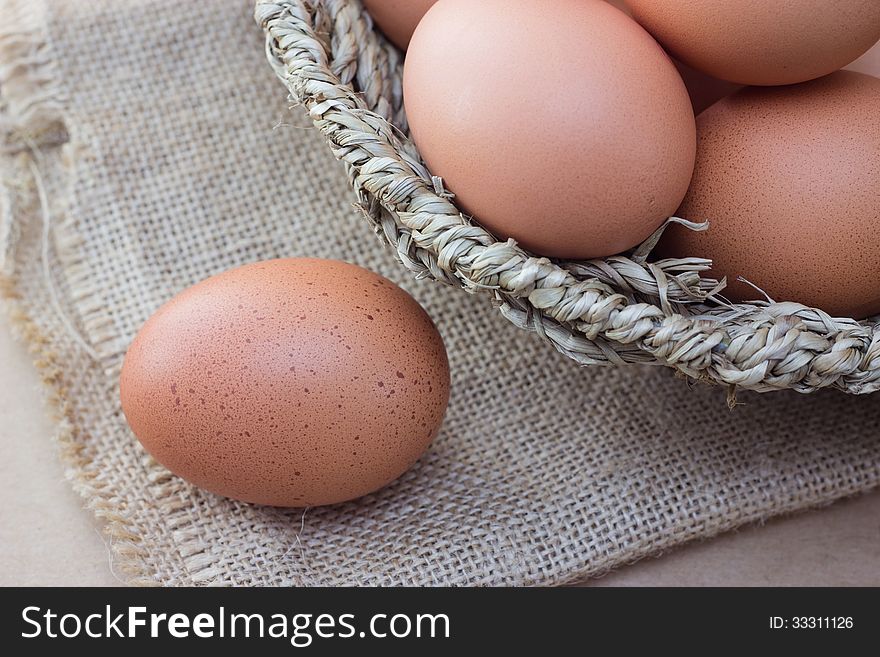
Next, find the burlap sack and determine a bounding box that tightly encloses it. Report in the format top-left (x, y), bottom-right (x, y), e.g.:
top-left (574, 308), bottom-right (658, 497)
top-left (1, 0), bottom-right (878, 586)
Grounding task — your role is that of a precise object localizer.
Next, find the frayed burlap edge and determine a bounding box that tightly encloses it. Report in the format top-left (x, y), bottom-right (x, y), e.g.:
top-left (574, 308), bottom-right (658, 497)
top-left (0, 0), bottom-right (157, 586)
top-left (0, 290), bottom-right (158, 585)
top-left (255, 0), bottom-right (880, 396)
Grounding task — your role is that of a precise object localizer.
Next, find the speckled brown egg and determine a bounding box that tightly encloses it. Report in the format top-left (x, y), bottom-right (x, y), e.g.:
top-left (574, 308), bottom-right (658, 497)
top-left (363, 0), bottom-right (437, 50)
top-left (658, 71), bottom-right (880, 319)
top-left (119, 258), bottom-right (450, 507)
top-left (403, 0), bottom-right (696, 260)
top-left (625, 0), bottom-right (880, 86)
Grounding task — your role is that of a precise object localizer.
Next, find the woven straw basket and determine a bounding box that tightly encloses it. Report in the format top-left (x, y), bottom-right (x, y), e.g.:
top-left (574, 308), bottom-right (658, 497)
top-left (255, 0), bottom-right (880, 397)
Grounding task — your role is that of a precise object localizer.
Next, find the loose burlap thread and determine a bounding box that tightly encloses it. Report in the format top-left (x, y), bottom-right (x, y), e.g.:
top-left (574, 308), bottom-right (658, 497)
top-left (1, 0), bottom-right (879, 586)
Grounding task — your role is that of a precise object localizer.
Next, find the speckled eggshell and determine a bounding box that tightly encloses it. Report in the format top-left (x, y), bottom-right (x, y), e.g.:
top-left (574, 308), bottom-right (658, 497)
top-left (119, 258), bottom-right (450, 507)
top-left (625, 0), bottom-right (880, 86)
top-left (658, 71), bottom-right (880, 319)
top-left (363, 0), bottom-right (437, 50)
top-left (403, 0), bottom-right (696, 260)
top-left (607, 1), bottom-right (741, 115)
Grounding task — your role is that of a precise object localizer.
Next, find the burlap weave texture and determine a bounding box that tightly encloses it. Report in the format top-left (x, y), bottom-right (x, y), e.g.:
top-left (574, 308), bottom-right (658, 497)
top-left (1, 0), bottom-right (878, 585)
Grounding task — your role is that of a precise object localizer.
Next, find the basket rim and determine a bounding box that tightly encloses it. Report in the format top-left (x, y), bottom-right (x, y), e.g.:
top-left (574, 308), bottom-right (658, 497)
top-left (255, 0), bottom-right (880, 396)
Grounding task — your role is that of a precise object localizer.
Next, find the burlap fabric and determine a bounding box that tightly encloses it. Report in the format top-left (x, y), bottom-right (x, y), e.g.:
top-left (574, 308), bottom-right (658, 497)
top-left (1, 0), bottom-right (879, 586)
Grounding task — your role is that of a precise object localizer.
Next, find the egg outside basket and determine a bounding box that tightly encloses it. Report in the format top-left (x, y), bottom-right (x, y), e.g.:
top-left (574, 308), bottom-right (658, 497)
top-left (254, 0), bottom-right (880, 397)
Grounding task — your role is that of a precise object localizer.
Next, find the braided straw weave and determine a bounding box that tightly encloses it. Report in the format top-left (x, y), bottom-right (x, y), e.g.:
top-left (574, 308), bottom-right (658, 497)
top-left (255, 0), bottom-right (880, 396)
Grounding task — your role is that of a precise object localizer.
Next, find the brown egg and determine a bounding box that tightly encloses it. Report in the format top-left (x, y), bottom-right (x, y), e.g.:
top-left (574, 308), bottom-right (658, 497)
top-left (625, 0), bottom-right (880, 86)
top-left (659, 71), bottom-right (880, 319)
top-left (404, 0), bottom-right (696, 260)
top-left (120, 258), bottom-right (450, 507)
top-left (363, 0), bottom-right (437, 50)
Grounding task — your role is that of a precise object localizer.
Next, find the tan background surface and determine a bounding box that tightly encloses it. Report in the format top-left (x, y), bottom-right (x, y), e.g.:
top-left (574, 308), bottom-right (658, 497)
top-left (3, 311), bottom-right (878, 587)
